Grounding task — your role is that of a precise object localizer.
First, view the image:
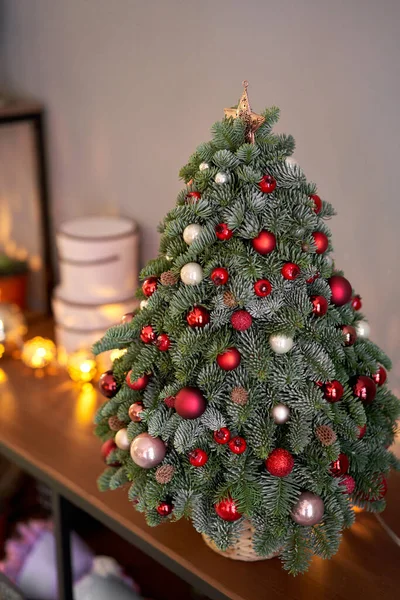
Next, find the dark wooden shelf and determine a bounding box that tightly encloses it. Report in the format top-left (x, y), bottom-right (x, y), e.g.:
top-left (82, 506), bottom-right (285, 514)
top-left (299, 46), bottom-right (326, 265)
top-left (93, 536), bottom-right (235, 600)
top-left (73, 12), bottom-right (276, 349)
top-left (0, 320), bottom-right (399, 600)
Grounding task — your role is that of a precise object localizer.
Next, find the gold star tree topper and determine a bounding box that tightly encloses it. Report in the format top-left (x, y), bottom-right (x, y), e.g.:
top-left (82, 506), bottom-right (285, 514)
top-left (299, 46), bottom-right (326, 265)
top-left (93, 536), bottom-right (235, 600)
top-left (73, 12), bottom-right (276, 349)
top-left (224, 81), bottom-right (265, 144)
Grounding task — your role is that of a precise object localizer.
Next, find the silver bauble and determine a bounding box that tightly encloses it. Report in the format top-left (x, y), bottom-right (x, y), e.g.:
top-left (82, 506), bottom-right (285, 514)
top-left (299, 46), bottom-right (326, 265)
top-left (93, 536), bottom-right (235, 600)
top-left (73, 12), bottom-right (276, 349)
top-left (180, 262), bottom-right (203, 285)
top-left (140, 299), bottom-right (148, 310)
top-left (199, 162), bottom-right (210, 171)
top-left (269, 333), bottom-right (294, 354)
top-left (215, 172), bottom-right (228, 184)
top-left (115, 428), bottom-right (131, 451)
top-left (356, 320), bottom-right (370, 339)
top-left (271, 403), bottom-right (290, 424)
top-left (291, 491), bottom-right (324, 526)
top-left (130, 432), bottom-right (166, 468)
top-left (183, 224), bottom-right (202, 246)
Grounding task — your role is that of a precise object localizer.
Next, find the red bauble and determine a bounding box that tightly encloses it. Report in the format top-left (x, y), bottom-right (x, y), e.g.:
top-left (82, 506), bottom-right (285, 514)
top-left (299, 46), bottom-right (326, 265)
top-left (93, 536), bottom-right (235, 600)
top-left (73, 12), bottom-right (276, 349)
top-left (310, 194), bottom-right (322, 214)
top-left (101, 439), bottom-right (118, 464)
top-left (211, 267), bottom-right (229, 286)
top-left (213, 428), bottom-right (231, 444)
top-left (357, 424), bottom-right (367, 439)
top-left (353, 375), bottom-right (376, 404)
top-left (351, 295), bottom-right (362, 311)
top-left (310, 295), bottom-right (329, 317)
top-left (340, 474), bottom-right (356, 495)
top-left (378, 476), bottom-right (388, 499)
top-left (175, 386), bottom-right (206, 419)
top-left (306, 272), bottom-right (320, 284)
top-left (341, 325), bottom-right (357, 347)
top-left (215, 223), bottom-right (233, 241)
top-left (323, 380), bottom-right (344, 403)
top-left (125, 371), bottom-right (149, 391)
top-left (228, 436), bottom-right (247, 455)
top-left (231, 310), bottom-right (252, 331)
top-left (252, 230), bottom-right (276, 255)
top-left (164, 396), bottom-right (176, 408)
top-left (328, 275), bottom-right (352, 306)
top-left (254, 279), bottom-right (272, 297)
top-left (265, 448), bottom-right (294, 477)
top-left (362, 475), bottom-right (388, 501)
top-left (372, 366), bottom-right (387, 386)
top-left (214, 497), bottom-right (242, 521)
top-left (156, 502), bottom-right (174, 517)
top-left (121, 312), bottom-right (134, 324)
top-left (281, 262), bottom-right (300, 280)
top-left (217, 347), bottom-right (241, 371)
top-left (142, 277), bottom-right (158, 297)
top-left (259, 174), bottom-right (277, 194)
top-left (156, 334), bottom-right (171, 352)
top-left (189, 448), bottom-right (208, 466)
top-left (186, 191), bottom-right (201, 201)
top-left (99, 370), bottom-right (119, 398)
top-left (330, 453), bottom-right (349, 476)
top-left (140, 325), bottom-right (156, 344)
top-left (186, 306), bottom-right (210, 328)
top-left (312, 231), bottom-right (329, 254)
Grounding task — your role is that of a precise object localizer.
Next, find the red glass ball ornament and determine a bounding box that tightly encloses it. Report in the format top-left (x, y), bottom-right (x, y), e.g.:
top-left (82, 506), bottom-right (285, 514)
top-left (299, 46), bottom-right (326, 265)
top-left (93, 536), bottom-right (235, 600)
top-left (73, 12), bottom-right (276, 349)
top-left (323, 380), bottom-right (344, 403)
top-left (330, 453), bottom-right (349, 477)
top-left (189, 448), bottom-right (208, 467)
top-left (186, 191), bottom-right (201, 202)
top-left (217, 347), bottom-right (241, 371)
top-left (156, 333), bottom-right (171, 352)
top-left (310, 295), bottom-right (329, 317)
top-left (125, 371), bottom-right (149, 391)
top-left (361, 475), bottom-right (388, 501)
top-left (99, 370), bottom-right (119, 398)
top-left (186, 306), bottom-right (210, 328)
top-left (351, 295), bottom-right (362, 311)
top-left (164, 396), bottom-right (176, 408)
top-left (228, 436), bottom-right (247, 455)
top-left (328, 275), bottom-right (352, 306)
top-left (156, 502), bottom-right (174, 517)
top-left (252, 230), bottom-right (276, 255)
top-left (306, 272), bottom-right (320, 284)
top-left (312, 231), bottom-right (329, 254)
top-left (213, 428), bottom-right (231, 444)
top-left (211, 267), bottom-right (229, 286)
top-left (353, 375), bottom-right (376, 405)
top-left (265, 448), bottom-right (294, 477)
top-left (140, 325), bottom-right (156, 344)
top-left (101, 439), bottom-right (118, 464)
top-left (175, 387), bottom-right (206, 419)
top-left (259, 174), bottom-right (277, 194)
top-left (231, 310), bottom-right (252, 331)
top-left (372, 366), bottom-right (387, 386)
top-left (281, 262), bottom-right (300, 280)
top-left (340, 474), bottom-right (356, 495)
top-left (310, 194), bottom-right (322, 214)
top-left (254, 279), bottom-right (272, 297)
top-left (215, 223), bottom-right (233, 241)
top-left (341, 325), bottom-right (357, 346)
top-left (142, 277), bottom-right (158, 297)
top-left (121, 312), bottom-right (134, 324)
top-left (357, 424), bottom-right (367, 439)
top-left (214, 497), bottom-right (243, 521)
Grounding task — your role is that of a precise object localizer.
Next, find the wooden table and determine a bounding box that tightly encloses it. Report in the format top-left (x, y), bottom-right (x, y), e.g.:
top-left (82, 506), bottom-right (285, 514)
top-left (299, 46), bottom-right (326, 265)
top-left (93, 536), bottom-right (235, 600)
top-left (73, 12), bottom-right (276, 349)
top-left (0, 330), bottom-right (399, 600)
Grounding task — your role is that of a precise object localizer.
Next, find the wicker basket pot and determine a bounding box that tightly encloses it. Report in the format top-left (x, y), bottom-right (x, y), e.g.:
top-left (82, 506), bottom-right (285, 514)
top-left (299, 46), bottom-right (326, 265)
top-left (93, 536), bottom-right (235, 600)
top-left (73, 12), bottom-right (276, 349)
top-left (202, 519), bottom-right (280, 562)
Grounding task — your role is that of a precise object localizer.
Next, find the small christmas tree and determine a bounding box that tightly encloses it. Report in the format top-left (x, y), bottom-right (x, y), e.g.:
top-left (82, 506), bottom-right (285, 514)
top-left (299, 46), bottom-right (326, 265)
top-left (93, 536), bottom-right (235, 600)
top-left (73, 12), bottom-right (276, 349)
top-left (94, 82), bottom-right (400, 574)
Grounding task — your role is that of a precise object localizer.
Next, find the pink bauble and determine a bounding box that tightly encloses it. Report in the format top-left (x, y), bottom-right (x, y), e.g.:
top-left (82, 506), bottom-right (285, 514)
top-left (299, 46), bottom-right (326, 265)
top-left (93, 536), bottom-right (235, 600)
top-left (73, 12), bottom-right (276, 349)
top-left (291, 491), bottom-right (324, 526)
top-left (130, 433), bottom-right (166, 468)
top-left (175, 387), bottom-right (206, 419)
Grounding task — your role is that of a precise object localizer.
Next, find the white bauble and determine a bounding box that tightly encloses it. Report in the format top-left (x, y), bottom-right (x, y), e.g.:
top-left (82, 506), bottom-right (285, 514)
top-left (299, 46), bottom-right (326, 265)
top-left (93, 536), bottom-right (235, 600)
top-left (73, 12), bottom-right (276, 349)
top-left (180, 262), bottom-right (204, 285)
top-left (269, 333), bottom-right (294, 354)
top-left (115, 428), bottom-right (131, 451)
top-left (199, 162), bottom-right (210, 171)
top-left (215, 172), bottom-right (228, 184)
top-left (325, 255), bottom-right (334, 267)
top-left (183, 224), bottom-right (202, 245)
top-left (271, 403), bottom-right (290, 424)
top-left (356, 320), bottom-right (370, 339)
top-left (140, 299), bottom-right (148, 310)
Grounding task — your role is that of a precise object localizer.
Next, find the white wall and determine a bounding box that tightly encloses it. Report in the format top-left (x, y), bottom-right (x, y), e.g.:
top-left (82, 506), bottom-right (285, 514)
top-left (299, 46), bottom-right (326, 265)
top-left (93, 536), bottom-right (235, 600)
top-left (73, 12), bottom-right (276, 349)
top-left (2, 0), bottom-right (400, 388)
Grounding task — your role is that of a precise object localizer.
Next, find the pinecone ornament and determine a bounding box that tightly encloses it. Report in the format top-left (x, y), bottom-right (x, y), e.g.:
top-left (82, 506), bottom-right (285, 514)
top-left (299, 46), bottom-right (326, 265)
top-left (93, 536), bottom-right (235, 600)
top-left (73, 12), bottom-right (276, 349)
top-left (160, 270), bottom-right (178, 286)
top-left (231, 386), bottom-right (248, 405)
top-left (223, 290), bottom-right (237, 308)
top-left (108, 416), bottom-right (125, 431)
top-left (315, 425), bottom-right (337, 446)
top-left (155, 464), bottom-right (175, 484)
